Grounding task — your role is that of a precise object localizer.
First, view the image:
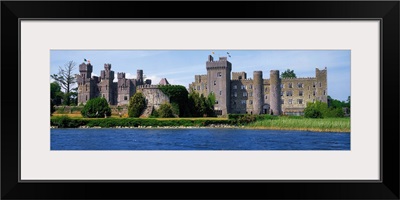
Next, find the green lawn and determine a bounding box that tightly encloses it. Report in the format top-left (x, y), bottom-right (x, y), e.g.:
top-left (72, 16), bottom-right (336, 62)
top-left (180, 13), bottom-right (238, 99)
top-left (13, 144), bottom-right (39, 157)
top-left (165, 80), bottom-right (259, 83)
top-left (51, 113), bottom-right (350, 132)
top-left (246, 117), bottom-right (350, 132)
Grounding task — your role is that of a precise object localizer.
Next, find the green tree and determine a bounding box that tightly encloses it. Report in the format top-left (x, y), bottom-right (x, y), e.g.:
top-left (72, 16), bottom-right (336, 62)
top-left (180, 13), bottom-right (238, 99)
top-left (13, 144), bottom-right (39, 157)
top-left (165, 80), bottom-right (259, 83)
top-left (281, 69), bottom-right (297, 78)
top-left (328, 95), bottom-right (350, 115)
top-left (304, 102), bottom-right (324, 118)
top-left (188, 90), bottom-right (215, 117)
top-left (50, 99), bottom-right (55, 116)
top-left (304, 101), bottom-right (345, 118)
top-left (157, 103), bottom-right (175, 118)
top-left (158, 85), bottom-right (190, 117)
top-left (51, 61), bottom-right (77, 105)
top-left (50, 82), bottom-right (63, 105)
top-left (128, 92), bottom-right (146, 118)
top-left (81, 97), bottom-right (111, 118)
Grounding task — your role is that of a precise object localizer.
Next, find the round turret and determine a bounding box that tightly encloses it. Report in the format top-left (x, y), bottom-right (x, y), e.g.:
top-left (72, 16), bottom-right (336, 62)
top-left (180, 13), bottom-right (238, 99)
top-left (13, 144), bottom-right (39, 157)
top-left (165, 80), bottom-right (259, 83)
top-left (270, 70), bottom-right (281, 115)
top-left (253, 71), bottom-right (263, 115)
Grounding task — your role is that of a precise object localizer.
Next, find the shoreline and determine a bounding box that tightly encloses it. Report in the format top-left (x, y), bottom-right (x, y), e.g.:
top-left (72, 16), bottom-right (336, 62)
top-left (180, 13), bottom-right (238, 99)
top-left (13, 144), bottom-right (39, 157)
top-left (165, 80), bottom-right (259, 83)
top-left (50, 125), bottom-right (350, 133)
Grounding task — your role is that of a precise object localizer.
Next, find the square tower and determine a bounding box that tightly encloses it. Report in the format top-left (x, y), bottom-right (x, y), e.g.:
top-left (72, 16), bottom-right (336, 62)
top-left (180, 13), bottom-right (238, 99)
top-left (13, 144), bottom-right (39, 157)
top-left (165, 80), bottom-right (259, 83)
top-left (206, 55), bottom-right (232, 116)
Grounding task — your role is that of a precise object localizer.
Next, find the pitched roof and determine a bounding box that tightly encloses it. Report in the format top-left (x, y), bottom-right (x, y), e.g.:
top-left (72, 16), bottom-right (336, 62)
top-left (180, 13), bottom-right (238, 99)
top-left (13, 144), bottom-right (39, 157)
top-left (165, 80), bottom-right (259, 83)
top-left (159, 78), bottom-right (170, 85)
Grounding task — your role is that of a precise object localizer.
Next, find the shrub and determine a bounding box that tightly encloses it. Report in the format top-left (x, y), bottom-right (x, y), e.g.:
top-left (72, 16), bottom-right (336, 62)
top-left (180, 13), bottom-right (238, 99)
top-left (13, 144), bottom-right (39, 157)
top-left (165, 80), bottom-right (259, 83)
top-left (304, 101), bottom-right (344, 118)
top-left (227, 114), bottom-right (266, 125)
top-left (157, 103), bottom-right (175, 118)
top-left (81, 97), bottom-right (111, 118)
top-left (128, 92), bottom-right (146, 118)
top-left (51, 115), bottom-right (84, 128)
top-left (304, 107), bottom-right (323, 118)
top-left (150, 107), bottom-right (159, 118)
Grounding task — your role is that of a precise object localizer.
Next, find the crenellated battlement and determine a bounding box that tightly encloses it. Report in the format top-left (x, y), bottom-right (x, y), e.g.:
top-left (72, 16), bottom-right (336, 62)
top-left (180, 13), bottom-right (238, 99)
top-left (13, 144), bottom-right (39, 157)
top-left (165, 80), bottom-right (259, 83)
top-left (282, 77), bottom-right (316, 80)
top-left (137, 84), bottom-right (159, 89)
top-left (117, 72), bottom-right (126, 79)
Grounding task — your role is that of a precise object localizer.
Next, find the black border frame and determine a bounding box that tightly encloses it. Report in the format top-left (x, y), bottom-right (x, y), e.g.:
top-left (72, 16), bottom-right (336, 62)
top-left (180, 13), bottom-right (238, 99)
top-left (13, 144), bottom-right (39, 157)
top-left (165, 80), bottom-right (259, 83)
top-left (2, 1), bottom-right (399, 199)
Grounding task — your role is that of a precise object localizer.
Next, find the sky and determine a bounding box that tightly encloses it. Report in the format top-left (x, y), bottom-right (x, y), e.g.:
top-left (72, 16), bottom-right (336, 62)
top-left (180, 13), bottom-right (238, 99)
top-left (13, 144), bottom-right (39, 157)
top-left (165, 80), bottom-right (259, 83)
top-left (50, 50), bottom-right (351, 101)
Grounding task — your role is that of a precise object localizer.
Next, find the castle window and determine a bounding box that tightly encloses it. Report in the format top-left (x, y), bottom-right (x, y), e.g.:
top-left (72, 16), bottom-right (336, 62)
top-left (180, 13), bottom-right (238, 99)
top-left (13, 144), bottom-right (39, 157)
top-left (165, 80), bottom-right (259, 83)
top-left (265, 87), bottom-right (268, 92)
top-left (281, 91), bottom-right (284, 96)
top-left (106, 85), bottom-right (108, 90)
top-left (197, 86), bottom-right (200, 90)
top-left (215, 100), bottom-right (218, 104)
top-left (219, 91), bottom-right (222, 95)
top-left (299, 91), bottom-right (303, 96)
top-left (85, 85), bottom-right (88, 91)
top-left (298, 83), bottom-right (303, 88)
top-left (241, 85), bottom-right (245, 90)
top-left (102, 94), bottom-right (105, 98)
top-left (249, 92), bottom-right (253, 97)
top-left (241, 100), bottom-right (246, 104)
top-left (309, 94), bottom-right (311, 99)
top-left (205, 84), bottom-right (207, 89)
top-left (288, 83), bottom-right (293, 88)
top-left (243, 92), bottom-right (247, 97)
top-left (319, 82), bottom-right (322, 87)
top-left (86, 95), bottom-right (87, 101)
top-left (99, 86), bottom-right (101, 91)
top-left (297, 99), bottom-right (303, 104)
top-left (286, 91), bottom-right (293, 96)
top-left (238, 76), bottom-right (242, 80)
top-left (249, 85), bottom-right (253, 89)
top-left (313, 91), bottom-right (316, 96)
top-left (217, 72), bottom-right (222, 77)
top-left (234, 92), bottom-right (237, 97)
top-left (281, 84), bottom-right (284, 88)
top-left (288, 99), bottom-right (293, 104)
top-left (324, 90), bottom-right (326, 95)
top-left (249, 100), bottom-right (253, 105)
top-left (265, 95), bottom-right (268, 99)
top-left (124, 96), bottom-right (128, 100)
top-left (313, 82), bottom-right (316, 88)
top-left (214, 81), bottom-right (216, 85)
top-left (233, 85), bottom-right (237, 89)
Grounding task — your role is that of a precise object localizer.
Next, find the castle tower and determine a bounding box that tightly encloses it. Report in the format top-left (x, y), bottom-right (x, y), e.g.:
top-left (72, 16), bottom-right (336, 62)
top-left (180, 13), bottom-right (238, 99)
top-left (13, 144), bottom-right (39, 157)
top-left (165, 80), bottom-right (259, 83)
top-left (316, 67), bottom-right (328, 103)
top-left (253, 71), bottom-right (263, 115)
top-left (77, 62), bottom-right (94, 105)
top-left (79, 62), bottom-right (93, 82)
top-left (270, 70), bottom-right (281, 115)
top-left (99, 63), bottom-right (115, 105)
top-left (137, 69), bottom-right (143, 85)
top-left (206, 55), bottom-right (231, 116)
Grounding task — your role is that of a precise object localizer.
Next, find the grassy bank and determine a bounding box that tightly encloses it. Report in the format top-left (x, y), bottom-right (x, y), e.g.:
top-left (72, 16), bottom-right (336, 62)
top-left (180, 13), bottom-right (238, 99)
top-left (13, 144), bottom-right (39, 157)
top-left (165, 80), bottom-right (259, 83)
top-left (246, 116), bottom-right (350, 132)
top-left (50, 114), bottom-right (350, 132)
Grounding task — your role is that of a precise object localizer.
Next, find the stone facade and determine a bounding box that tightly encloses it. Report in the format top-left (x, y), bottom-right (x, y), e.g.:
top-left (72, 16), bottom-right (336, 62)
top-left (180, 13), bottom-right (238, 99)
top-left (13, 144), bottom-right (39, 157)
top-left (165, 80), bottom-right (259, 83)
top-left (190, 55), bottom-right (328, 116)
top-left (76, 63), bottom-right (150, 106)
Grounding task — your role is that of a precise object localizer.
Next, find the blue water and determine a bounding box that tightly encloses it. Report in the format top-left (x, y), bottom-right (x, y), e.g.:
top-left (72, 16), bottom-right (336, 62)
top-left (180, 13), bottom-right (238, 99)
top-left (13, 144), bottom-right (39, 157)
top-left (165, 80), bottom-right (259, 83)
top-left (50, 128), bottom-right (350, 150)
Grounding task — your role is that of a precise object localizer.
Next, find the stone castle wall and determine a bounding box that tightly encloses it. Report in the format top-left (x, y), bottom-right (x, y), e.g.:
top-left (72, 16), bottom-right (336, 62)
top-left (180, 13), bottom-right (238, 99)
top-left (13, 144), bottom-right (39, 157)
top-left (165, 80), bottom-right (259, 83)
top-left (190, 55), bottom-right (328, 116)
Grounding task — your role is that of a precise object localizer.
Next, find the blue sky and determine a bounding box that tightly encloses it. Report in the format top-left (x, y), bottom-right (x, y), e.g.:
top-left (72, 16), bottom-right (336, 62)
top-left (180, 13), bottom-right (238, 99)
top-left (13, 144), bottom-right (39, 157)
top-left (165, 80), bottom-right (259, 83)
top-left (50, 50), bottom-right (350, 101)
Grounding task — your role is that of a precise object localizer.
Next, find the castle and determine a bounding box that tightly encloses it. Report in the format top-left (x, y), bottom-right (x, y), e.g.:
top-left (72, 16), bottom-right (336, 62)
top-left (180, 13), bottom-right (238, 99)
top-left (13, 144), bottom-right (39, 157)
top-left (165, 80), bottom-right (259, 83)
top-left (76, 62), bottom-right (153, 106)
top-left (189, 55), bottom-right (328, 116)
top-left (76, 55), bottom-right (328, 116)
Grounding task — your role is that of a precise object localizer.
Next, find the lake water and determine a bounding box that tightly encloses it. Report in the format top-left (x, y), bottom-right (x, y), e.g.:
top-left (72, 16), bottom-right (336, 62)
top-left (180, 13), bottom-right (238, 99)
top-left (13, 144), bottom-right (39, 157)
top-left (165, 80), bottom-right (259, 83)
top-left (51, 128), bottom-right (350, 150)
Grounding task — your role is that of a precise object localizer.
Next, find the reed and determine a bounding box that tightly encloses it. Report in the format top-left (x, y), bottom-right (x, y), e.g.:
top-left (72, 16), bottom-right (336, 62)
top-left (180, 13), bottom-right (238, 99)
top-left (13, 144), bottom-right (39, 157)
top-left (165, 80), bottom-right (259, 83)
top-left (247, 117), bottom-right (350, 132)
